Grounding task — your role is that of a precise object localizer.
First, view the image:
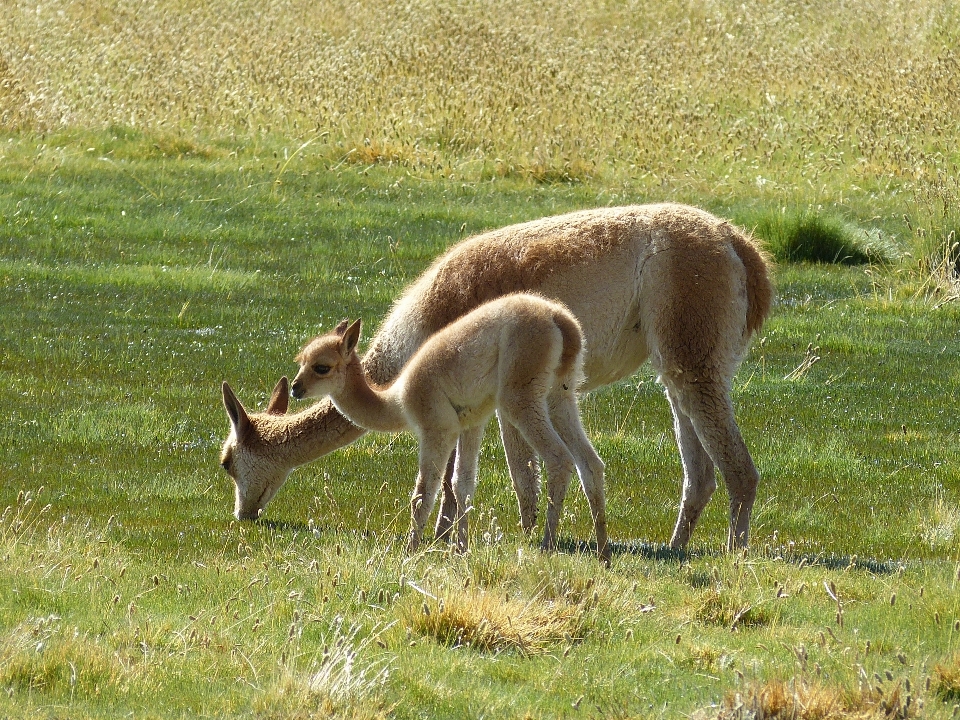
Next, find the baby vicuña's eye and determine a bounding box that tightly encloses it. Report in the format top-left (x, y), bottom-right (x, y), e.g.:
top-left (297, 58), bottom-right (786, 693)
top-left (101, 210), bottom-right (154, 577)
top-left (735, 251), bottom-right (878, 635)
top-left (313, 364), bottom-right (331, 375)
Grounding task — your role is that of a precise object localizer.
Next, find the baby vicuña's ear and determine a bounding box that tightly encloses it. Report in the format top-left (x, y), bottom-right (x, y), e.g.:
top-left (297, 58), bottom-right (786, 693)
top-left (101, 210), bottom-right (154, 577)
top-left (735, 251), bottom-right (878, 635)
top-left (334, 319), bottom-right (350, 336)
top-left (341, 319), bottom-right (362, 356)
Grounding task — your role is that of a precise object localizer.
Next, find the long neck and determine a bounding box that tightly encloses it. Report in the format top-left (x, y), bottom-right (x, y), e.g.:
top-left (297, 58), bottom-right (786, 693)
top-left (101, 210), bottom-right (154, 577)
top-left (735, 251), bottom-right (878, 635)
top-left (329, 357), bottom-right (408, 433)
top-left (251, 334), bottom-right (413, 473)
top-left (255, 397), bottom-right (368, 470)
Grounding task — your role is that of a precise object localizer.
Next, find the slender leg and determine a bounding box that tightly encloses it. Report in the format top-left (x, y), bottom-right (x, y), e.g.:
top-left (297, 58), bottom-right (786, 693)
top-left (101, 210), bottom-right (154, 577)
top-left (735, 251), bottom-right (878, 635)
top-left (433, 450), bottom-right (458, 543)
top-left (665, 387), bottom-right (718, 550)
top-left (451, 426), bottom-right (484, 554)
top-left (638, 234), bottom-right (760, 551)
top-left (408, 435), bottom-right (458, 554)
top-left (549, 391), bottom-right (609, 564)
top-left (664, 377), bottom-right (759, 551)
top-left (500, 396), bottom-right (576, 554)
top-left (498, 412), bottom-right (540, 534)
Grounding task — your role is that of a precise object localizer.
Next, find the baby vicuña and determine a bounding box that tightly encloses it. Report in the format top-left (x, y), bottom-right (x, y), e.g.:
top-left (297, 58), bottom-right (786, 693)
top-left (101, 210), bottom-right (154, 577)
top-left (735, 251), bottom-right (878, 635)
top-left (291, 293), bottom-right (608, 561)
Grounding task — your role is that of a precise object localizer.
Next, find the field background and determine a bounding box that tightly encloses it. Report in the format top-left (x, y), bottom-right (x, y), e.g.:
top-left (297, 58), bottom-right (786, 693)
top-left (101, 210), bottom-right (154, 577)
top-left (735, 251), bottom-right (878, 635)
top-left (2, 0), bottom-right (960, 718)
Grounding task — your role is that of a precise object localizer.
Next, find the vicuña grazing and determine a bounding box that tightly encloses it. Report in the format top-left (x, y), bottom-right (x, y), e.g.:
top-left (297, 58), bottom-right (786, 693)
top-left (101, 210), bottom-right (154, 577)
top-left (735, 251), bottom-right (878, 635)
top-left (290, 295), bottom-right (608, 561)
top-left (220, 203), bottom-right (773, 552)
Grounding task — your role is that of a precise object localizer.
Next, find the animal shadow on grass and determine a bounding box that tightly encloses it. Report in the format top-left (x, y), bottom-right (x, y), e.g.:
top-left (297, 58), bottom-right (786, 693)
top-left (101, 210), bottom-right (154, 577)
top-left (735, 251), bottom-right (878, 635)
top-left (250, 522), bottom-right (899, 575)
top-left (557, 537), bottom-right (694, 563)
top-left (557, 537), bottom-right (900, 574)
top-left (256, 518), bottom-right (314, 534)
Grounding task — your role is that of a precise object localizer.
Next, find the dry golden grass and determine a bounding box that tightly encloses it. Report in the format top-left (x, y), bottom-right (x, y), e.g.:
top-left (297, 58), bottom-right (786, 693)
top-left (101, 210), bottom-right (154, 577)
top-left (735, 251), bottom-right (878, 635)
top-left (403, 585), bottom-right (583, 656)
top-left (4, 0), bottom-right (960, 287)
top-left (934, 654), bottom-right (960, 702)
top-left (256, 619), bottom-right (394, 720)
top-left (694, 587), bottom-right (772, 630)
top-left (711, 677), bottom-right (919, 720)
top-left (1, 0), bottom-right (958, 195)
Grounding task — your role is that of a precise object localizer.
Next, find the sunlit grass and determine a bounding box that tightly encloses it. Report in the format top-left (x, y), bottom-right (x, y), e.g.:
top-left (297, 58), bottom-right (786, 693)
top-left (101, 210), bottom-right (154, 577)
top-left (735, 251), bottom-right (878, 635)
top-left (1, 1), bottom-right (960, 715)
top-left (4, 492), bottom-right (960, 718)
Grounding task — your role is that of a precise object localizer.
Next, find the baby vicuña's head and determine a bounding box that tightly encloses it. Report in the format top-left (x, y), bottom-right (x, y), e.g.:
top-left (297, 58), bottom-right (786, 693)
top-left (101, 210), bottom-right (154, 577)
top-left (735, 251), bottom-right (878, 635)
top-left (291, 319), bottom-right (361, 400)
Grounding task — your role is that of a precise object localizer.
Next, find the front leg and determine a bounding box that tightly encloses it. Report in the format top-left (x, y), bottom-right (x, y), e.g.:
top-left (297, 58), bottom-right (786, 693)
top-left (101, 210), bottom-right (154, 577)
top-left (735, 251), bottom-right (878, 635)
top-left (451, 426), bottom-right (484, 554)
top-left (408, 436), bottom-right (458, 554)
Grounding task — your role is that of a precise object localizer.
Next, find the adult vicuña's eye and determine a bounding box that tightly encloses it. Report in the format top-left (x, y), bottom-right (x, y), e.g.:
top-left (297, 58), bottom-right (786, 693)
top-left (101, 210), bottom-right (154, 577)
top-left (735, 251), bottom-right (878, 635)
top-left (313, 364), bottom-right (331, 375)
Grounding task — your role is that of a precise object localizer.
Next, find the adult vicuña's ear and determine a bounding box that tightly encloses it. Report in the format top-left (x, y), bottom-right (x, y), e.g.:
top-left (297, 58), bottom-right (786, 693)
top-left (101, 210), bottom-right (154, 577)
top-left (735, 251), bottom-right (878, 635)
top-left (222, 381), bottom-right (252, 438)
top-left (334, 319), bottom-right (349, 336)
top-left (266, 377), bottom-right (289, 415)
top-left (342, 319), bottom-right (362, 356)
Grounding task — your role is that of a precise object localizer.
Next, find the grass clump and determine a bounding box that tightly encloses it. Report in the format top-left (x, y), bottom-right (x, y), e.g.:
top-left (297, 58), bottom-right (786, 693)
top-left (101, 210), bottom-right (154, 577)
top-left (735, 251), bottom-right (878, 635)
top-left (404, 587), bottom-right (582, 657)
top-left (694, 588), bottom-right (771, 630)
top-left (257, 617), bottom-right (394, 720)
top-left (744, 209), bottom-right (893, 265)
top-left (712, 677), bottom-right (918, 720)
top-left (0, 615), bottom-right (114, 696)
top-left (933, 654), bottom-right (960, 702)
top-left (914, 231), bottom-right (960, 307)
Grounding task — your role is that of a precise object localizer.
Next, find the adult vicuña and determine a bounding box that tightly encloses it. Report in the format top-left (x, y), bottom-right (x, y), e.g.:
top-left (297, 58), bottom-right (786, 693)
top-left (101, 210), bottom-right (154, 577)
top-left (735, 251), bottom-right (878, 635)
top-left (290, 295), bottom-right (608, 561)
top-left (220, 203), bottom-right (773, 551)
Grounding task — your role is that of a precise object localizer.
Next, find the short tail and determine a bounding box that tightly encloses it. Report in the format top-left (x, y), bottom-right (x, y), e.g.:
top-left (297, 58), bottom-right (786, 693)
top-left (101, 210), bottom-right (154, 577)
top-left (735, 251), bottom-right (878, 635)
top-left (552, 306), bottom-right (585, 389)
top-left (725, 223), bottom-right (774, 337)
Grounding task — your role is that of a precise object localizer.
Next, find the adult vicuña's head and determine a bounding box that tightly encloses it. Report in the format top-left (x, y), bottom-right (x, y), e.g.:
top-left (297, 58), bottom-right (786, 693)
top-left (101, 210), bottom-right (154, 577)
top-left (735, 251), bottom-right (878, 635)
top-left (291, 319), bottom-right (361, 401)
top-left (220, 376), bottom-right (292, 520)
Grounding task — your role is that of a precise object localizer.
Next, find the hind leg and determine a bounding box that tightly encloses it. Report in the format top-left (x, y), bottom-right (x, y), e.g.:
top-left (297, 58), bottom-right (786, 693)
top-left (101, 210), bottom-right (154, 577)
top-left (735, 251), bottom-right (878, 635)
top-left (548, 390), bottom-right (609, 564)
top-left (500, 396), bottom-right (576, 554)
top-left (663, 376), bottom-right (759, 551)
top-left (498, 412), bottom-right (540, 534)
top-left (637, 221), bottom-right (761, 550)
top-left (665, 387), bottom-right (718, 549)
top-left (433, 451), bottom-right (457, 544)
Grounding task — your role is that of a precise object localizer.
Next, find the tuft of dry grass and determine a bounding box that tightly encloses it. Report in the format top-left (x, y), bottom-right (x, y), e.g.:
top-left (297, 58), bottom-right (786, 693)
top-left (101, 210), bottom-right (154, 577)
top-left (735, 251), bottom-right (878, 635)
top-left (934, 654), bottom-right (960, 702)
top-left (257, 617), bottom-right (393, 720)
top-left (917, 492), bottom-right (960, 551)
top-left (404, 586), bottom-right (583, 657)
top-left (0, 488), bottom-right (51, 547)
top-left (0, 615), bottom-right (115, 695)
top-left (915, 231), bottom-right (960, 308)
top-left (694, 588), bottom-right (771, 630)
top-left (711, 677), bottom-right (919, 720)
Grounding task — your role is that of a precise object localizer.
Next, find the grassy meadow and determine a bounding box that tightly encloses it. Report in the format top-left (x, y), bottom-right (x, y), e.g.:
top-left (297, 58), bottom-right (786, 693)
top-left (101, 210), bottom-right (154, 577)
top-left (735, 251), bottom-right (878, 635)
top-left (2, 0), bottom-right (960, 717)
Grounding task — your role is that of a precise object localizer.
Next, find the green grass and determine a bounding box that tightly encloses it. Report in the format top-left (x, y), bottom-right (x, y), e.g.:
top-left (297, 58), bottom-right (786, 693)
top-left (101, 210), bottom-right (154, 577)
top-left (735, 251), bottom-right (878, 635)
top-left (1, 133), bottom-right (960, 717)
top-left (4, 2), bottom-right (960, 714)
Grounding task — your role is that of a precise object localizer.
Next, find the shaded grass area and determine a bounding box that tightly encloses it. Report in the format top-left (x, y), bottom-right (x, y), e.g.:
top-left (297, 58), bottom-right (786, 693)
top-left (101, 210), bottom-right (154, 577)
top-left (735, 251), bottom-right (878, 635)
top-left (734, 207), bottom-right (896, 264)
